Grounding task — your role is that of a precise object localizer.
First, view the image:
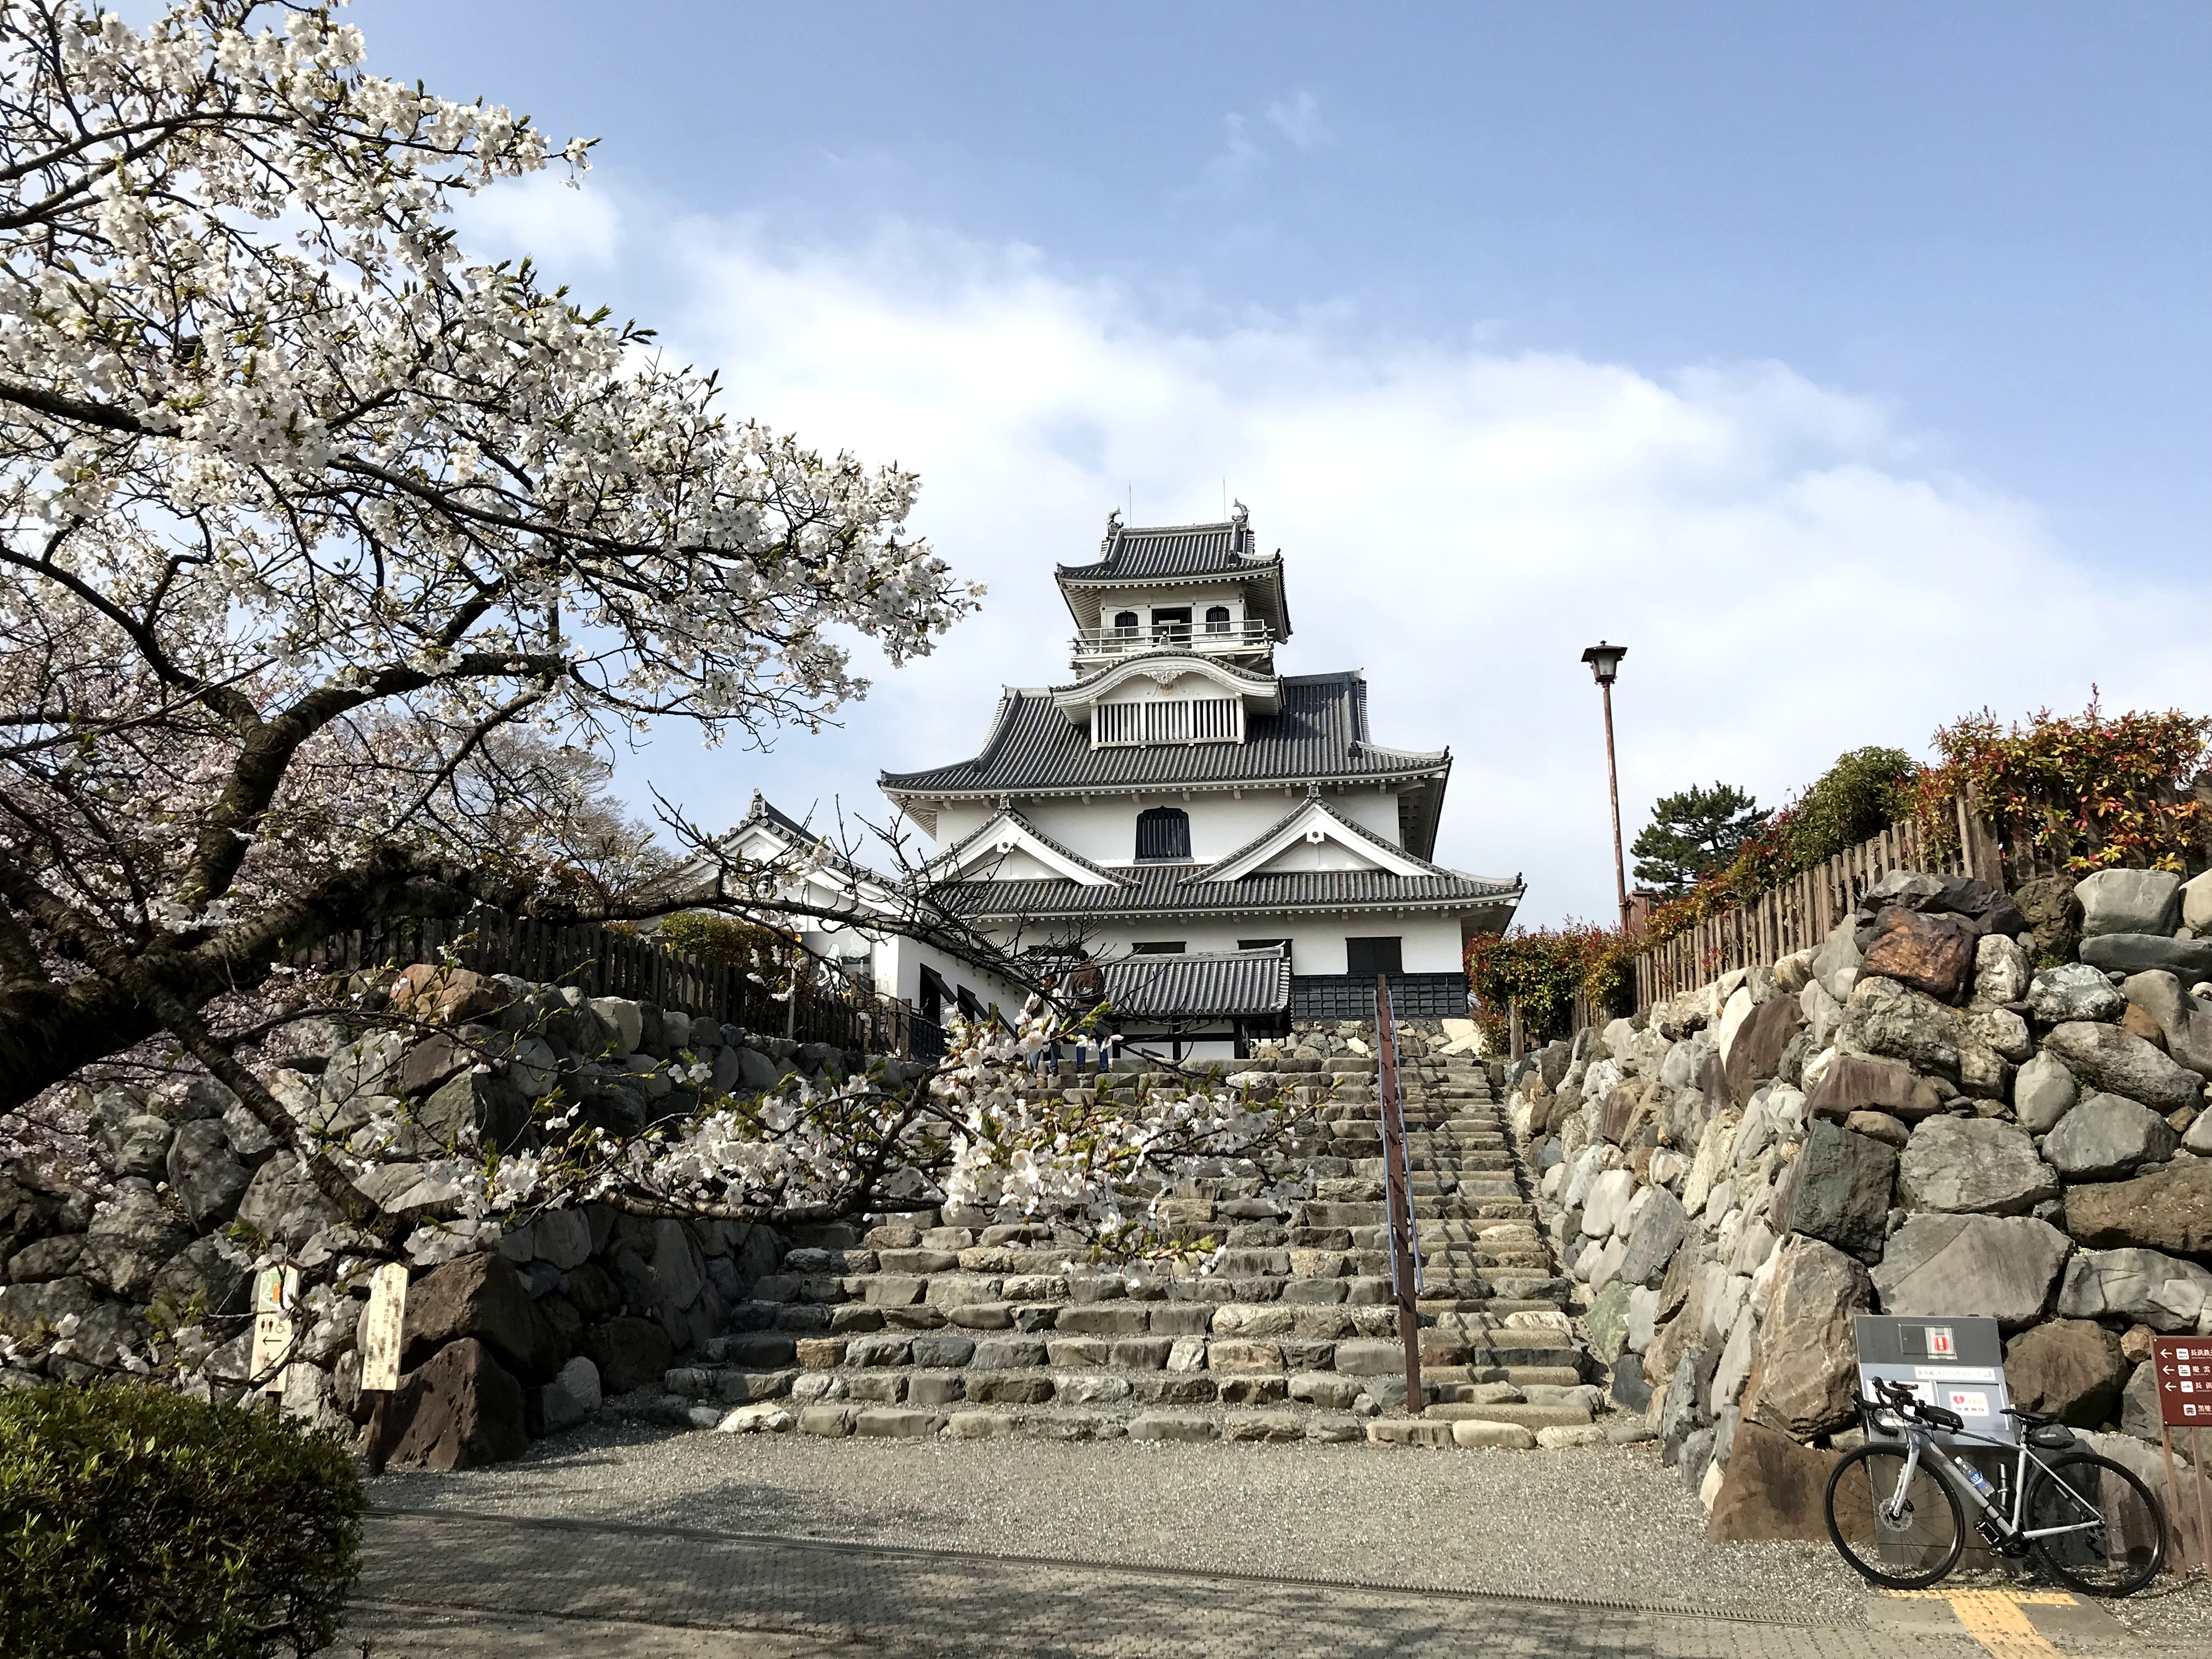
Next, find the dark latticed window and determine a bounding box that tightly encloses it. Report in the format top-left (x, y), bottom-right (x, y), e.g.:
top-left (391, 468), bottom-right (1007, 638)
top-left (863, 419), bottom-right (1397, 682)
top-left (1135, 806), bottom-right (1191, 861)
top-left (1205, 605), bottom-right (1232, 634)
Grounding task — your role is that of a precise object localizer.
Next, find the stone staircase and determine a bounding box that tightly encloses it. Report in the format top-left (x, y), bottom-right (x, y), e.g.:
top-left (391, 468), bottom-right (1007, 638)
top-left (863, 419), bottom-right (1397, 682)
top-left (645, 1028), bottom-right (1621, 1449)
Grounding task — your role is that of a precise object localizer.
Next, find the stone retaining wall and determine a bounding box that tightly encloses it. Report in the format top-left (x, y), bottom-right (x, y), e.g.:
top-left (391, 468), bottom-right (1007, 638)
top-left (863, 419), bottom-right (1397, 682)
top-left (1507, 865), bottom-right (2212, 1544)
top-left (0, 968), bottom-right (922, 1467)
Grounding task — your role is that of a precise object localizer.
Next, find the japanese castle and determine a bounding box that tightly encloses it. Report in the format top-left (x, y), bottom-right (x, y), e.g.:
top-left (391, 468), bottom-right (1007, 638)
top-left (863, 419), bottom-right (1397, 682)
top-left (871, 505), bottom-right (1523, 1058)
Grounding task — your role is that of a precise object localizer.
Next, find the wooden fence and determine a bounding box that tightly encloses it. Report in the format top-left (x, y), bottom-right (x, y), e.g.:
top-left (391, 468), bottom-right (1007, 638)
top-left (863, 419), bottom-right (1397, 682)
top-left (1629, 794), bottom-right (2006, 1013)
top-left (298, 906), bottom-right (917, 1056)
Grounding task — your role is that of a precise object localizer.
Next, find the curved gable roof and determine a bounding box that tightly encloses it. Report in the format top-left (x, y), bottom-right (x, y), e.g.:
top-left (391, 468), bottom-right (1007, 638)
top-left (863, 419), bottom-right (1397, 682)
top-left (879, 672), bottom-right (1446, 803)
top-left (1054, 516), bottom-right (1291, 637)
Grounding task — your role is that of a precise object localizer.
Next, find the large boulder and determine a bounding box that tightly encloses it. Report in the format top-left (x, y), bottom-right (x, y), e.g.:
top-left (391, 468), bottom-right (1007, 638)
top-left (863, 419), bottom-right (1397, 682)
top-left (2002, 1321), bottom-right (2127, 1427)
top-left (2063, 1160), bottom-right (2212, 1260)
top-left (1837, 976), bottom-right (2006, 1097)
top-left (1860, 907), bottom-right (1977, 1005)
top-left (2080, 934), bottom-right (2212, 981)
top-left (1896, 1116), bottom-right (2058, 1216)
top-left (2040, 1092), bottom-right (2179, 1181)
top-left (533, 1354), bottom-right (602, 1435)
top-left (2041, 1022), bottom-right (2203, 1114)
top-left (1581, 1168), bottom-right (1639, 1238)
top-left (2056, 1246), bottom-right (2212, 1333)
top-left (148, 1234), bottom-right (251, 1317)
top-left (1706, 1420), bottom-right (1843, 1542)
top-left (2027, 964), bottom-right (2126, 1025)
top-left (2014, 875), bottom-right (2081, 964)
top-left (390, 963), bottom-right (507, 1026)
top-left (1742, 1237), bottom-right (1870, 1440)
top-left (78, 1190), bottom-right (192, 1301)
top-left (1812, 917), bottom-right (1865, 1003)
top-left (2186, 869), bottom-right (2212, 935)
top-left (1782, 1121), bottom-right (1895, 1263)
top-left (1805, 1053), bottom-right (1943, 1124)
top-left (1586, 1280), bottom-right (1633, 1362)
top-left (1856, 869), bottom-right (2025, 941)
top-left (2123, 971), bottom-right (2212, 1080)
top-left (103, 1114), bottom-right (174, 1181)
top-left (165, 1119), bottom-right (250, 1228)
top-left (2012, 1052), bottom-right (2079, 1133)
top-left (1871, 1214), bottom-right (2072, 1329)
top-left (1723, 996), bottom-right (1804, 1107)
top-left (385, 1337), bottom-right (527, 1471)
top-left (2075, 868), bottom-right (2182, 940)
top-left (400, 1251), bottom-right (565, 1384)
top-left (234, 1152), bottom-right (345, 1250)
top-left (582, 1315), bottom-right (675, 1393)
top-left (411, 1069), bottom-right (531, 1154)
top-left (1973, 934), bottom-right (2032, 1005)
top-left (1617, 1187), bottom-right (1689, 1289)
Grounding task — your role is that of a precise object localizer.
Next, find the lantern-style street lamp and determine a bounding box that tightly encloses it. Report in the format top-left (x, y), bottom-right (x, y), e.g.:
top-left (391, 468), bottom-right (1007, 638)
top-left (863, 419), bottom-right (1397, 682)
top-left (1580, 641), bottom-right (1629, 931)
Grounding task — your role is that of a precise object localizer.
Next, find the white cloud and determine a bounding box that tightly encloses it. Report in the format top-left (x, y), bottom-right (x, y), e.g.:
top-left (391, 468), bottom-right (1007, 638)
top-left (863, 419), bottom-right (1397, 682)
top-left (1265, 89), bottom-right (1333, 153)
top-left (1189, 113), bottom-right (1268, 195)
top-left (457, 189), bottom-right (2207, 928)
top-left (454, 171), bottom-right (621, 269)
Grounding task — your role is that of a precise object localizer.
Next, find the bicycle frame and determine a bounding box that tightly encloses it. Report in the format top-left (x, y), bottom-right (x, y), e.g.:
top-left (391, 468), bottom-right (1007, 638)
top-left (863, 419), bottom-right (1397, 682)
top-left (1870, 1414), bottom-right (2106, 1548)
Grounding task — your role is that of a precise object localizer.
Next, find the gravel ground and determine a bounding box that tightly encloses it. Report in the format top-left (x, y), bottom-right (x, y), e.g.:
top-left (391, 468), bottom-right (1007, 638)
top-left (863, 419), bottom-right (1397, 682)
top-left (372, 1419), bottom-right (1872, 1626)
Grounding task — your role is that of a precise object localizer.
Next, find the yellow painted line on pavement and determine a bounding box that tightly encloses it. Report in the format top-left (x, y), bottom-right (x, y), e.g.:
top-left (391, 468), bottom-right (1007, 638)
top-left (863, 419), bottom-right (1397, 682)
top-left (1882, 1589), bottom-right (2081, 1659)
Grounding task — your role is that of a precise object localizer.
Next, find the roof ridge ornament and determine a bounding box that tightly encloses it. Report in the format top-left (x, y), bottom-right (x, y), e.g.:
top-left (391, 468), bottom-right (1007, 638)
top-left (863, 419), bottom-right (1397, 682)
top-left (1231, 499), bottom-right (1249, 532)
top-left (1104, 507), bottom-right (1122, 543)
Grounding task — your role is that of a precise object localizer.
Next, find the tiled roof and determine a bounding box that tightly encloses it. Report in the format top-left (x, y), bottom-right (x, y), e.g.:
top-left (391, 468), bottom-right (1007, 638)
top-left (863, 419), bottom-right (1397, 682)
top-left (1052, 516), bottom-right (1291, 638)
top-left (879, 673), bottom-right (1443, 796)
top-left (934, 862), bottom-right (1523, 923)
top-left (1055, 520), bottom-right (1269, 583)
top-left (1103, 947), bottom-right (1291, 1019)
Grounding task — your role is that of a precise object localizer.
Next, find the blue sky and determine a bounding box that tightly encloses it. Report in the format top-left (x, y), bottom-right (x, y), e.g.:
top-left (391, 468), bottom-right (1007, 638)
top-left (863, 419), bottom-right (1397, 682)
top-left (359, 2), bottom-right (2210, 924)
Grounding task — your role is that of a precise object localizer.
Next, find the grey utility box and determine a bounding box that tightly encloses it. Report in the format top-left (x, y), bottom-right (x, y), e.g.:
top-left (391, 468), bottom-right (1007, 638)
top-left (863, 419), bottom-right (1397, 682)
top-left (1853, 1313), bottom-right (2016, 1448)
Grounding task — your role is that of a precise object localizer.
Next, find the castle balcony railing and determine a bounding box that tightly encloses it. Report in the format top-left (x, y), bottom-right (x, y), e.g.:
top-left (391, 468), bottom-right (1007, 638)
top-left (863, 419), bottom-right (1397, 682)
top-left (1070, 619), bottom-right (1272, 667)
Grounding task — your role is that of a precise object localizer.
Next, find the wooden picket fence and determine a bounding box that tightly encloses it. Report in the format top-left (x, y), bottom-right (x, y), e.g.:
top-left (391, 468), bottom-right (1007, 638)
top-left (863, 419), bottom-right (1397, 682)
top-left (297, 906), bottom-right (916, 1056)
top-left (1629, 793), bottom-right (2008, 1013)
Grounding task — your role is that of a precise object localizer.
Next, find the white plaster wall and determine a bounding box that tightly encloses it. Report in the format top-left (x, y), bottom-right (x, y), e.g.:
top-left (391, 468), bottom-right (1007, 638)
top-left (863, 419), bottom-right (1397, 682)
top-left (1018, 791), bottom-right (1301, 865)
top-left (1087, 582), bottom-right (1255, 626)
top-left (1252, 837), bottom-right (1386, 874)
top-left (878, 934), bottom-right (1026, 1022)
top-left (917, 787), bottom-right (1398, 868)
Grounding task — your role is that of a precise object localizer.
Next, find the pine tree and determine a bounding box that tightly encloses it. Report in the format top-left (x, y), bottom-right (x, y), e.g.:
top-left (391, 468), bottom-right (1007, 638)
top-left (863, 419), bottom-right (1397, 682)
top-left (1631, 782), bottom-right (1769, 895)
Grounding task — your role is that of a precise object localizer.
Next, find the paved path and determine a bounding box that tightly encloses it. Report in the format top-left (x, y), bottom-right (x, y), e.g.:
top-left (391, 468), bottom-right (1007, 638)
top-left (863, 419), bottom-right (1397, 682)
top-left (347, 1506), bottom-right (2156, 1659)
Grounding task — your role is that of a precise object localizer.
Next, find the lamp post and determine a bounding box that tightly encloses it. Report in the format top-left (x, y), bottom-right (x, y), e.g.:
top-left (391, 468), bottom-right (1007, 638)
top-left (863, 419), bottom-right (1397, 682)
top-left (1580, 641), bottom-right (1629, 931)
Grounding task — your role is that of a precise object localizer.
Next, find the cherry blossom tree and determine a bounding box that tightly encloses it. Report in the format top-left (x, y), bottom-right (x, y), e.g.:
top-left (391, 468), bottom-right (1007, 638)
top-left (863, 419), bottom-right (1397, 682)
top-left (0, 3), bottom-right (1305, 1277)
top-left (0, 1), bottom-right (978, 1102)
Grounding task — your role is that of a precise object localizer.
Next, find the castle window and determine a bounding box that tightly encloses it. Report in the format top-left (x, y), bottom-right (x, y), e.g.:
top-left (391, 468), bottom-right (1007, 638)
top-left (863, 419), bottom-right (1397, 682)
top-left (1135, 806), bottom-right (1192, 862)
top-left (1345, 936), bottom-right (1403, 977)
top-left (1205, 605), bottom-right (1232, 634)
top-left (1112, 610), bottom-right (1139, 637)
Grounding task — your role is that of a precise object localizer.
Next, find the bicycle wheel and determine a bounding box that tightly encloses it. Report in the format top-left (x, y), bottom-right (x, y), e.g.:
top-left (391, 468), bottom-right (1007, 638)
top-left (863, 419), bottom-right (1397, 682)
top-left (2027, 1453), bottom-right (2167, 1596)
top-left (1824, 1444), bottom-right (1965, 1590)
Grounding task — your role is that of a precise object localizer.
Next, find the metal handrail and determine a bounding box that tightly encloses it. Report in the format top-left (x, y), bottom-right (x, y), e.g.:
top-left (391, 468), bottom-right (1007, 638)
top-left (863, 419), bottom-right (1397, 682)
top-left (1375, 973), bottom-right (1425, 1415)
top-left (1070, 620), bottom-right (1272, 655)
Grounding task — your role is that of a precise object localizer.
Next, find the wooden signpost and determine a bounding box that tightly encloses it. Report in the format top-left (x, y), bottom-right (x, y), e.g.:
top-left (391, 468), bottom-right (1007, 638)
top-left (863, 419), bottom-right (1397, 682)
top-left (248, 1265), bottom-right (300, 1407)
top-left (358, 1262), bottom-right (409, 1475)
top-left (2150, 1334), bottom-right (2212, 1575)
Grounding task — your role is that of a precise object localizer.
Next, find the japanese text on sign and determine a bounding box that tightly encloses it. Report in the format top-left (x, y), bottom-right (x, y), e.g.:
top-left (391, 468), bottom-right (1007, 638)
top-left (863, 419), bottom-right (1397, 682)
top-left (2153, 1335), bottom-right (2212, 1428)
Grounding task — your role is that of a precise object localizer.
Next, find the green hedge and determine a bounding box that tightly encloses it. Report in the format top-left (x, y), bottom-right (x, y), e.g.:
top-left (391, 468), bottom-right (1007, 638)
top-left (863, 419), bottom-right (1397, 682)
top-left (0, 1381), bottom-right (364, 1659)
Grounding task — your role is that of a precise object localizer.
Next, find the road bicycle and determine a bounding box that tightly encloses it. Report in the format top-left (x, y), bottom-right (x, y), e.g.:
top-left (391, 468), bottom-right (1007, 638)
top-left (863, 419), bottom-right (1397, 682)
top-left (1821, 1375), bottom-right (2167, 1596)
